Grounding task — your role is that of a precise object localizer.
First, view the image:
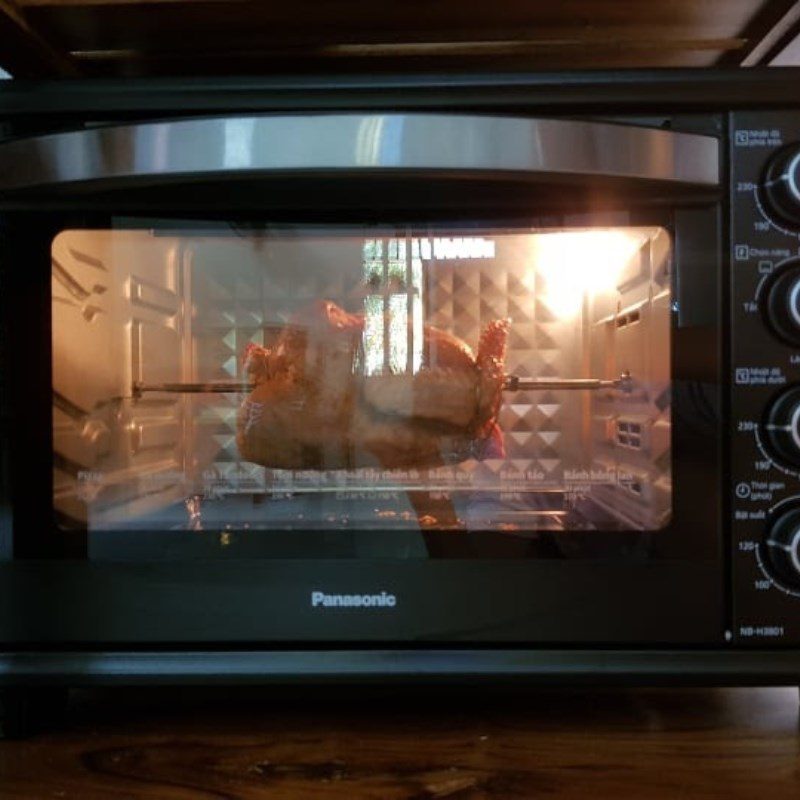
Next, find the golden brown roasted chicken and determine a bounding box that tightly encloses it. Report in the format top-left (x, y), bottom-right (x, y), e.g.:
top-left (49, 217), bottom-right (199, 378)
top-left (236, 300), bottom-right (508, 471)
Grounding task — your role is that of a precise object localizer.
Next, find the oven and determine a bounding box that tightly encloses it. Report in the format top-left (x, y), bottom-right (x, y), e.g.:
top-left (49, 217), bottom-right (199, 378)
top-left (1, 70), bottom-right (800, 690)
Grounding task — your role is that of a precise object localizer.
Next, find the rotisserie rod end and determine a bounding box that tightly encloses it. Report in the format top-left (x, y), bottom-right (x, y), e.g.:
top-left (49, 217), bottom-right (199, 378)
top-left (503, 371), bottom-right (632, 393)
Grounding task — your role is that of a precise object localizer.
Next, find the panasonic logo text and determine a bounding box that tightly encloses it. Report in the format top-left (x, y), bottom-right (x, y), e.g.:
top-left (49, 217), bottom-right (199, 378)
top-left (311, 591), bottom-right (397, 609)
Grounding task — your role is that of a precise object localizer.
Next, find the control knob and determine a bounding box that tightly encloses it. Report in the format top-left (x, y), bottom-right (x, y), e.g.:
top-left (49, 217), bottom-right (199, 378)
top-left (762, 259), bottom-right (800, 346)
top-left (764, 506), bottom-right (800, 589)
top-left (763, 145), bottom-right (800, 228)
top-left (762, 386), bottom-right (800, 469)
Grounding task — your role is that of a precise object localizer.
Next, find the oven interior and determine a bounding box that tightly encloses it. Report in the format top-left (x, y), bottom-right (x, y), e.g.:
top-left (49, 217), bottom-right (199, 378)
top-left (51, 225), bottom-right (671, 534)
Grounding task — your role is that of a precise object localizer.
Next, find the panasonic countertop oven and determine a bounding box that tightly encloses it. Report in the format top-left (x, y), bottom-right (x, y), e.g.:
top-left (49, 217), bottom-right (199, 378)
top-left (2, 70), bottom-right (800, 721)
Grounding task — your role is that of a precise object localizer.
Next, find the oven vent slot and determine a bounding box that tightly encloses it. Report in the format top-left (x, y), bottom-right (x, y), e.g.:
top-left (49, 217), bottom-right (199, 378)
top-left (616, 419), bottom-right (643, 450)
top-left (615, 309), bottom-right (641, 329)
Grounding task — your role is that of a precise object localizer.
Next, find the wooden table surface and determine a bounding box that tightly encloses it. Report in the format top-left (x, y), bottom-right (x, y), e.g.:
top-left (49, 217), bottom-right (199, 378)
top-left (1, 685), bottom-right (799, 799)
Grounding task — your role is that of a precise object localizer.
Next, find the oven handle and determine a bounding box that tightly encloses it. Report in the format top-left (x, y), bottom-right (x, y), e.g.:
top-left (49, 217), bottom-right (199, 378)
top-left (0, 113), bottom-right (719, 191)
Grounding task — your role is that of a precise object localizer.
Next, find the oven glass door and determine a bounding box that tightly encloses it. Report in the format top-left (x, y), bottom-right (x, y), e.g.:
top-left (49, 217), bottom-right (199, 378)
top-left (52, 223), bottom-right (672, 548)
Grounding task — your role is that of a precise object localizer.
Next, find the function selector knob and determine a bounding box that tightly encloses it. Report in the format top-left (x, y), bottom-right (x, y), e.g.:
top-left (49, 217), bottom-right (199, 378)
top-left (762, 386), bottom-right (800, 469)
top-left (762, 259), bottom-right (800, 346)
top-left (764, 507), bottom-right (800, 588)
top-left (763, 145), bottom-right (800, 227)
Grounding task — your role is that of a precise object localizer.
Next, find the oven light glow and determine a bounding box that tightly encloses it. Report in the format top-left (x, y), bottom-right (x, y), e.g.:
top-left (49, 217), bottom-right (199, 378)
top-left (531, 231), bottom-right (645, 320)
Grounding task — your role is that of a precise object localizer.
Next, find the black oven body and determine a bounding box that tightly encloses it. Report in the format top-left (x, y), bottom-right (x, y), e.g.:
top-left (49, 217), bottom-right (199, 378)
top-left (0, 69), bottom-right (799, 701)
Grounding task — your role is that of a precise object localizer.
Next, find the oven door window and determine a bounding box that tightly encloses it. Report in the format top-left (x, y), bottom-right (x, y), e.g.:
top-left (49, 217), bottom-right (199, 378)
top-left (51, 225), bottom-right (671, 541)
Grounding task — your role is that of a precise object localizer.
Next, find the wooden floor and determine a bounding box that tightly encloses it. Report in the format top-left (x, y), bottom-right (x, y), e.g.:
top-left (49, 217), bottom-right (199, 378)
top-left (1, 685), bottom-right (799, 798)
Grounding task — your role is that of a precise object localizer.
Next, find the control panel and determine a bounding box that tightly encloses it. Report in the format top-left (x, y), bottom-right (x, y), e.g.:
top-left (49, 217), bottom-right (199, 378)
top-left (732, 112), bottom-right (800, 645)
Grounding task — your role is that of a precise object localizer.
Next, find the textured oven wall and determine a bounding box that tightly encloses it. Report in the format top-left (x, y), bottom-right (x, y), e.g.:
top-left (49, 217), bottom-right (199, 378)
top-left (187, 236), bottom-right (366, 496)
top-left (588, 229), bottom-right (672, 529)
top-left (51, 229), bottom-right (186, 526)
top-left (426, 235), bottom-right (586, 489)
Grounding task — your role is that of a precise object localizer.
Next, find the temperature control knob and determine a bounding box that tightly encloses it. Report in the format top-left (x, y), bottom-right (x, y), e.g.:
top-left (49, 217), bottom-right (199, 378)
top-left (763, 145), bottom-right (800, 227)
top-left (762, 386), bottom-right (800, 469)
top-left (764, 507), bottom-right (800, 588)
top-left (762, 259), bottom-right (800, 346)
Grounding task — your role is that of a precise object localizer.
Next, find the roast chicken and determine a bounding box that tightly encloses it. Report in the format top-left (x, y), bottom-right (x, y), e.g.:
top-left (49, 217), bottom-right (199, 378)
top-left (236, 300), bottom-right (508, 471)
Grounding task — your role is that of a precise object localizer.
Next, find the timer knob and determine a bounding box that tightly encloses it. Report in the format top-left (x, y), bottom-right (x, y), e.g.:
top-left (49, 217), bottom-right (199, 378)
top-left (764, 507), bottom-right (800, 588)
top-left (762, 386), bottom-right (800, 469)
top-left (763, 145), bottom-right (800, 227)
top-left (762, 259), bottom-right (800, 346)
